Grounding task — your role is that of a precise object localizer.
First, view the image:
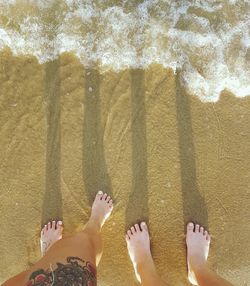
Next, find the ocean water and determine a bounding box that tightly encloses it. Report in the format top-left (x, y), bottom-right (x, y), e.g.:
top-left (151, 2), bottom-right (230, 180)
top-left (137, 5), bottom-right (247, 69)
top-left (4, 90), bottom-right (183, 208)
top-left (0, 0), bottom-right (249, 102)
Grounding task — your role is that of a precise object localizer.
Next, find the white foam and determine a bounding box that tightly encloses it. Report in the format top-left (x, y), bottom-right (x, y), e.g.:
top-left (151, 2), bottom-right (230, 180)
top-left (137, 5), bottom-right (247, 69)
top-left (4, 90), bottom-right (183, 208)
top-left (0, 0), bottom-right (249, 102)
top-left (0, 0), bottom-right (16, 5)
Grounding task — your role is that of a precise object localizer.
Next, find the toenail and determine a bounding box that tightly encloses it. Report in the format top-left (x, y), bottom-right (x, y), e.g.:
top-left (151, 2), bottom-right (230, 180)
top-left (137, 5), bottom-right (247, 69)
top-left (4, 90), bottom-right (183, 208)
top-left (98, 190), bottom-right (103, 195)
top-left (58, 221), bottom-right (63, 225)
top-left (141, 222), bottom-right (146, 226)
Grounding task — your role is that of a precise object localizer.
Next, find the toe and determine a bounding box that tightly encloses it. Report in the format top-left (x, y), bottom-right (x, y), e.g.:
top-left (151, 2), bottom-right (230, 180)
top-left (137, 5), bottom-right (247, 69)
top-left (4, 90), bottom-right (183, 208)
top-left (195, 224), bottom-right (200, 233)
top-left (141, 222), bottom-right (148, 232)
top-left (52, 221), bottom-right (56, 229)
top-left (106, 196), bottom-right (111, 202)
top-left (200, 226), bottom-right (204, 234)
top-left (134, 224), bottom-right (140, 232)
top-left (187, 222), bottom-right (194, 232)
top-left (103, 193), bottom-right (108, 200)
top-left (41, 225), bottom-right (46, 235)
top-left (130, 226), bottom-right (135, 234)
top-left (109, 199), bottom-right (113, 205)
top-left (47, 222), bottom-right (51, 230)
top-left (96, 190), bottom-right (103, 200)
top-left (125, 234), bottom-right (130, 241)
top-left (56, 221), bottom-right (63, 229)
top-left (128, 229), bottom-right (132, 237)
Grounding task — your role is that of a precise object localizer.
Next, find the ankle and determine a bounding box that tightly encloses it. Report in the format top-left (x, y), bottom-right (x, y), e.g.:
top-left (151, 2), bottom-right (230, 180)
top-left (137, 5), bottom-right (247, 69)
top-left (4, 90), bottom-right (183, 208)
top-left (85, 216), bottom-right (102, 232)
top-left (136, 256), bottom-right (156, 275)
top-left (192, 262), bottom-right (210, 276)
top-left (136, 260), bottom-right (161, 284)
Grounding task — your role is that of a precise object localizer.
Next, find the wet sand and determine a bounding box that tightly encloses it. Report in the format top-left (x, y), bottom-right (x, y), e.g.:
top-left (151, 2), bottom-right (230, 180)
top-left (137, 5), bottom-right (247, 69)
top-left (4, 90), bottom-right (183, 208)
top-left (0, 48), bottom-right (249, 285)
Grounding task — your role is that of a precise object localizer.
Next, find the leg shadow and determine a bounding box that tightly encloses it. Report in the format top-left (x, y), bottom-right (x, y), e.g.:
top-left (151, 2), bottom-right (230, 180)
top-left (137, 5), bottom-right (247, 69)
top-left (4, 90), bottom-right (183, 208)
top-left (82, 68), bottom-right (113, 205)
top-left (41, 59), bottom-right (63, 227)
top-left (125, 69), bottom-right (149, 230)
top-left (175, 72), bottom-right (208, 229)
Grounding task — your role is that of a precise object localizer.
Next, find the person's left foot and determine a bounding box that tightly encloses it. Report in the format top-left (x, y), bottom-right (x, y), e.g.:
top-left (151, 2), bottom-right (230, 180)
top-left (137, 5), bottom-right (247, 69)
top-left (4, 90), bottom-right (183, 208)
top-left (40, 221), bottom-right (63, 256)
top-left (88, 191), bottom-right (113, 230)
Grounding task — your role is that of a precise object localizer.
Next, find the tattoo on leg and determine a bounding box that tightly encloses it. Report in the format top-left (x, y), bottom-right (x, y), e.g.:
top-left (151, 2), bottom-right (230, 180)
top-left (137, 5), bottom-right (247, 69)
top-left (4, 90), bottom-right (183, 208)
top-left (26, 256), bottom-right (97, 286)
top-left (41, 241), bottom-right (49, 253)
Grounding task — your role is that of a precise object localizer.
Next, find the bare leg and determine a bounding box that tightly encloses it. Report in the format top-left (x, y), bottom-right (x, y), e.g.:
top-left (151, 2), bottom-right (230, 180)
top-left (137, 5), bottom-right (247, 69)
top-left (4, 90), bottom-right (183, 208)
top-left (126, 222), bottom-right (167, 286)
top-left (186, 222), bottom-right (234, 286)
top-left (2, 191), bottom-right (113, 286)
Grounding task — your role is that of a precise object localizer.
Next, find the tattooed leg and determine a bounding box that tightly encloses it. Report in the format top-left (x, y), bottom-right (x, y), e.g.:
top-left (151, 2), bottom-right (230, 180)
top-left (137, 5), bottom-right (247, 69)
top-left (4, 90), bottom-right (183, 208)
top-left (126, 222), bottom-right (167, 286)
top-left (2, 191), bottom-right (113, 286)
top-left (26, 256), bottom-right (97, 286)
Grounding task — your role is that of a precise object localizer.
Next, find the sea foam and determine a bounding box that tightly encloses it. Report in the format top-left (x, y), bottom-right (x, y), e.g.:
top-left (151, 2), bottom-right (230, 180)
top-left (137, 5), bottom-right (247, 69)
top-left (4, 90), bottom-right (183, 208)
top-left (0, 0), bottom-right (249, 102)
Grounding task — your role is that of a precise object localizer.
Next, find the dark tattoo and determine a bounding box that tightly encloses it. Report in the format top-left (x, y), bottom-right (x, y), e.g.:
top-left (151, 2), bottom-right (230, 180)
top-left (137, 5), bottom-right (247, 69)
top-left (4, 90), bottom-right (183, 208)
top-left (26, 256), bottom-right (97, 286)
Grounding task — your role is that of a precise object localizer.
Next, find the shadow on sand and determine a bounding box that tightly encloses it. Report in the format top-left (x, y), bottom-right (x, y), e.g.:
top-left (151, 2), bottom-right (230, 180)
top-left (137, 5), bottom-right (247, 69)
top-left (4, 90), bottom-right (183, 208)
top-left (82, 68), bottom-right (113, 205)
top-left (175, 72), bottom-right (208, 230)
top-left (125, 69), bottom-right (149, 230)
top-left (42, 59), bottom-right (63, 227)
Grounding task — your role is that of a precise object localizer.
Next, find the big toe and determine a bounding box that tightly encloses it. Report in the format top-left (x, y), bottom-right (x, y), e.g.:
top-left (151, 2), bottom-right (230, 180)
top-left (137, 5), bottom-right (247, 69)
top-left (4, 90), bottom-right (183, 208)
top-left (96, 190), bottom-right (104, 200)
top-left (187, 222), bottom-right (194, 233)
top-left (140, 222), bottom-right (148, 232)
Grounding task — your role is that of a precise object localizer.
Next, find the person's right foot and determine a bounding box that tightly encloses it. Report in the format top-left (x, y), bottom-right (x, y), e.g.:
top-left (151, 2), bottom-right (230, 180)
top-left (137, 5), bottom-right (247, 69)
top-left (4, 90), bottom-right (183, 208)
top-left (125, 222), bottom-right (155, 283)
top-left (186, 222), bottom-right (211, 285)
top-left (89, 191), bottom-right (113, 230)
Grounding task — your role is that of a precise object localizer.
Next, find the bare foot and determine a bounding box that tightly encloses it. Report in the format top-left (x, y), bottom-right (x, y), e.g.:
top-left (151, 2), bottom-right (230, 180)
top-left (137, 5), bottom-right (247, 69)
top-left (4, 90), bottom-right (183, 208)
top-left (186, 222), bottom-right (211, 285)
top-left (88, 191), bottom-right (113, 230)
top-left (125, 222), bottom-right (155, 283)
top-left (40, 220), bottom-right (63, 256)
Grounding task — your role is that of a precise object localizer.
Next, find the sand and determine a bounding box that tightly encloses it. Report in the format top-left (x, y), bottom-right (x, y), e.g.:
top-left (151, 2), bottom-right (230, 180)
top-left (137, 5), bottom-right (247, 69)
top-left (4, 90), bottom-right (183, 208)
top-left (0, 48), bottom-right (249, 285)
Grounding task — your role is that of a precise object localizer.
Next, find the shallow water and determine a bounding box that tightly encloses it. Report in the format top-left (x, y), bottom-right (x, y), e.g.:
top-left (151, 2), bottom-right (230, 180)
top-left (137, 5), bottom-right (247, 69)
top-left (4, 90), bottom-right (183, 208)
top-left (0, 0), bottom-right (250, 101)
top-left (0, 2), bottom-right (250, 286)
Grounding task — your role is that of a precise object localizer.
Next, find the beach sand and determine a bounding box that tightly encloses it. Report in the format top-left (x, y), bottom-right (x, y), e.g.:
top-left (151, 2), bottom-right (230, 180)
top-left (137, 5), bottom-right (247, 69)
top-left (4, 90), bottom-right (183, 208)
top-left (0, 48), bottom-right (249, 285)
